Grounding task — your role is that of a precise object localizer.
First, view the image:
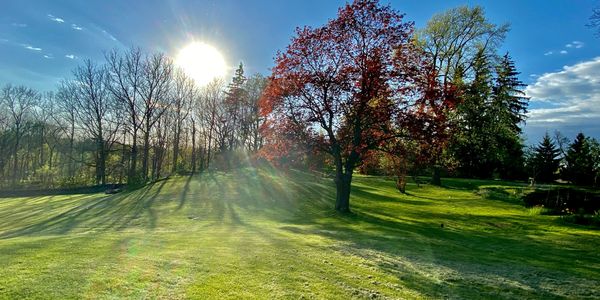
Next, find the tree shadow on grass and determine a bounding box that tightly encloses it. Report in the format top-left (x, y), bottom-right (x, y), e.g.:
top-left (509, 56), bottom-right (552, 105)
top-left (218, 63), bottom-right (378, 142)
top-left (0, 180), bottom-right (169, 239)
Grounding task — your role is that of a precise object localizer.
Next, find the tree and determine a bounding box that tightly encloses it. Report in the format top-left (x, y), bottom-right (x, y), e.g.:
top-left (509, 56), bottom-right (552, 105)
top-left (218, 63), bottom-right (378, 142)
top-left (105, 48), bottom-right (144, 183)
top-left (2, 84), bottom-right (39, 184)
top-left (72, 59), bottom-right (119, 185)
top-left (56, 81), bottom-right (79, 180)
top-left (261, 0), bottom-right (443, 212)
top-left (417, 6), bottom-right (509, 86)
top-left (245, 74), bottom-right (268, 152)
top-left (529, 133), bottom-right (560, 183)
top-left (170, 69), bottom-right (196, 174)
top-left (563, 133), bottom-right (597, 186)
top-left (491, 52), bottom-right (528, 179)
top-left (139, 53), bottom-right (173, 181)
top-left (416, 5), bottom-right (509, 183)
top-left (451, 48), bottom-right (495, 178)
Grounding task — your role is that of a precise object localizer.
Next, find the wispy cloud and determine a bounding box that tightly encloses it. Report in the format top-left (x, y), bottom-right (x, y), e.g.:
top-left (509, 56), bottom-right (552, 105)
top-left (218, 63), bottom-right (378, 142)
top-left (560, 50), bottom-right (568, 55)
top-left (71, 24), bottom-right (84, 31)
top-left (23, 45), bottom-right (42, 51)
top-left (47, 14), bottom-right (65, 23)
top-left (565, 41), bottom-right (584, 49)
top-left (11, 23), bottom-right (27, 28)
top-left (65, 54), bottom-right (77, 60)
top-left (544, 51), bottom-right (553, 56)
top-left (43, 54), bottom-right (53, 59)
top-left (101, 29), bottom-right (118, 42)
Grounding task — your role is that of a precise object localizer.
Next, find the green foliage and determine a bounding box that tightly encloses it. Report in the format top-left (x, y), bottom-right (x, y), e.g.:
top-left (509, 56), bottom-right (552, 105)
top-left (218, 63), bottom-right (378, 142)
top-left (528, 133), bottom-right (561, 183)
top-left (450, 51), bottom-right (528, 179)
top-left (562, 133), bottom-right (600, 186)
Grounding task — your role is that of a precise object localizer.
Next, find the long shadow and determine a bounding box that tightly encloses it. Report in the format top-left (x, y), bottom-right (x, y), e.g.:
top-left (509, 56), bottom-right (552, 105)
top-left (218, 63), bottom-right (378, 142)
top-left (0, 180), bottom-right (169, 239)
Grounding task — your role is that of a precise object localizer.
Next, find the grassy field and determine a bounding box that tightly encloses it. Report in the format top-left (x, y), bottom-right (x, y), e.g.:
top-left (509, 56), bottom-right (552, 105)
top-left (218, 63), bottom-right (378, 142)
top-left (1, 168), bottom-right (599, 299)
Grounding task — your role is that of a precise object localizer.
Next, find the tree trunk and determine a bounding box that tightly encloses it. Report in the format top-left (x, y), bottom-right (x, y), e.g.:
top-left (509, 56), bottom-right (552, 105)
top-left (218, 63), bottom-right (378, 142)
top-left (12, 126), bottom-right (20, 184)
top-left (431, 166), bottom-right (441, 186)
top-left (191, 122), bottom-right (197, 174)
top-left (96, 138), bottom-right (106, 185)
top-left (335, 172), bottom-right (352, 213)
top-left (129, 130), bottom-right (138, 184)
top-left (171, 124), bottom-right (181, 174)
top-left (142, 129), bottom-right (150, 181)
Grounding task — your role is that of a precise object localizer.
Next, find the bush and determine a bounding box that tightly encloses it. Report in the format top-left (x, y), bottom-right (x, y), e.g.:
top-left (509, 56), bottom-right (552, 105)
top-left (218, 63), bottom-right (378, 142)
top-left (523, 188), bottom-right (600, 215)
top-left (560, 212), bottom-right (600, 228)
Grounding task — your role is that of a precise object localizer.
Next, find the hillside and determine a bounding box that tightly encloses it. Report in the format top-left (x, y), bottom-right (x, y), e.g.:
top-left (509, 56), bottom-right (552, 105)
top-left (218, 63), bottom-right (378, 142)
top-left (1, 168), bottom-right (599, 299)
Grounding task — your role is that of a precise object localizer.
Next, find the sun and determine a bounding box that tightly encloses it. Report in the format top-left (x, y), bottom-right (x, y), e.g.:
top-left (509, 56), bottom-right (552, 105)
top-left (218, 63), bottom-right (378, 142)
top-left (176, 42), bottom-right (227, 86)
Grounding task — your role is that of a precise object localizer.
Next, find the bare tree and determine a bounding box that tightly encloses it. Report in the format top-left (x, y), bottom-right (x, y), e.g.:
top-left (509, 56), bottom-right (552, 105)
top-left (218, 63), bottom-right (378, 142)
top-left (72, 59), bottom-right (120, 185)
top-left (105, 47), bottom-right (144, 183)
top-left (2, 84), bottom-right (39, 184)
top-left (139, 53), bottom-right (173, 181)
top-left (170, 69), bottom-right (196, 174)
top-left (56, 81), bottom-right (80, 180)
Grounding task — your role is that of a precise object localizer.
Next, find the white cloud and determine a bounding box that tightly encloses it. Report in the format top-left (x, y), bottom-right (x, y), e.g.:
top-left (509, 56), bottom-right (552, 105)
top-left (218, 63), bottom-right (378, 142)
top-left (47, 14), bottom-right (65, 23)
top-left (43, 54), bottom-right (53, 59)
top-left (560, 50), bottom-right (568, 55)
top-left (525, 57), bottom-right (600, 141)
top-left (71, 24), bottom-right (83, 31)
top-left (11, 23), bottom-right (27, 27)
top-left (24, 45), bottom-right (42, 51)
top-left (566, 41), bottom-right (584, 49)
top-left (101, 30), bottom-right (118, 41)
top-left (544, 51), bottom-right (553, 56)
top-left (65, 54), bottom-right (77, 59)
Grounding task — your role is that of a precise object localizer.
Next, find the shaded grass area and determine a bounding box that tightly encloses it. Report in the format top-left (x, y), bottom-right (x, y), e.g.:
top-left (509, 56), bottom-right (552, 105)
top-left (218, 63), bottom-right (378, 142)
top-left (0, 169), bottom-right (599, 299)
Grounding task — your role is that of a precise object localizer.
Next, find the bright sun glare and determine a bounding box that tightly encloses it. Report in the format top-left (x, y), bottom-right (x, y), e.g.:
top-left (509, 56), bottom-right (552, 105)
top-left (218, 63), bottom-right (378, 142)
top-left (176, 42), bottom-right (227, 86)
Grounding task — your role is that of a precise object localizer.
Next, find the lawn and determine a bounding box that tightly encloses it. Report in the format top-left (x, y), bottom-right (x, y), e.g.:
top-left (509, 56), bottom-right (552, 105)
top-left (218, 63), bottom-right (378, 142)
top-left (0, 168), bottom-right (599, 299)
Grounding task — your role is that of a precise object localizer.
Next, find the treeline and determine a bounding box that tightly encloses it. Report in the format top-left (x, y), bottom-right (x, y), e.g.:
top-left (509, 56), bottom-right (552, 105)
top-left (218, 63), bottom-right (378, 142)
top-left (0, 48), bottom-right (266, 188)
top-left (527, 132), bottom-right (600, 186)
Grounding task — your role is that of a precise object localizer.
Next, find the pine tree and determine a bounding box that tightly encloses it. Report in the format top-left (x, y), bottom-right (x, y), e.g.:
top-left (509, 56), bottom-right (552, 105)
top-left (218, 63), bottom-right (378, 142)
top-left (493, 52), bottom-right (529, 134)
top-left (563, 133), bottom-right (595, 185)
top-left (451, 48), bottom-right (496, 178)
top-left (224, 63), bottom-right (247, 150)
top-left (531, 133), bottom-right (560, 183)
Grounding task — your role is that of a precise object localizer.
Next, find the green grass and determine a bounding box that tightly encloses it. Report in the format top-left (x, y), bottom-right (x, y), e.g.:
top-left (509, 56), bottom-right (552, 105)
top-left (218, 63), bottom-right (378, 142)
top-left (1, 168), bottom-right (599, 299)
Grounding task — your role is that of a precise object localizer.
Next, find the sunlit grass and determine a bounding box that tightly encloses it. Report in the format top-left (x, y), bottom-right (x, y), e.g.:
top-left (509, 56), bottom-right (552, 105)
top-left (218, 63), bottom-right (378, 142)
top-left (0, 168), bottom-right (599, 299)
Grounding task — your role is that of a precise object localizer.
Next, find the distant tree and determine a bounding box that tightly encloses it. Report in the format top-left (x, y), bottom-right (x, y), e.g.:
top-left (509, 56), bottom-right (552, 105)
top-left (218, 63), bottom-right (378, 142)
top-left (170, 69), bottom-right (196, 174)
top-left (530, 133), bottom-right (560, 183)
top-left (261, 0), bottom-right (448, 212)
top-left (416, 5), bottom-right (509, 183)
top-left (245, 74), bottom-right (268, 152)
top-left (224, 63), bottom-right (247, 151)
top-left (139, 53), bottom-right (173, 181)
top-left (417, 5), bottom-right (509, 86)
top-left (105, 48), bottom-right (145, 183)
top-left (72, 59), bottom-right (119, 185)
top-left (56, 81), bottom-right (79, 180)
top-left (562, 133), bottom-right (597, 186)
top-left (1, 84), bottom-right (39, 184)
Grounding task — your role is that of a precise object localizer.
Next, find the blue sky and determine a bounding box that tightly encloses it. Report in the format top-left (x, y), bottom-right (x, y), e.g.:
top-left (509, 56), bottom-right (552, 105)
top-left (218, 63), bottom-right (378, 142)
top-left (1, 0), bottom-right (599, 143)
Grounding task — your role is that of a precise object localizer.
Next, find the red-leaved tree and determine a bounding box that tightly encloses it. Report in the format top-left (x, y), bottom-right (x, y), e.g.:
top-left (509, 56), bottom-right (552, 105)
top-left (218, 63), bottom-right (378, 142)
top-left (260, 0), bottom-right (452, 212)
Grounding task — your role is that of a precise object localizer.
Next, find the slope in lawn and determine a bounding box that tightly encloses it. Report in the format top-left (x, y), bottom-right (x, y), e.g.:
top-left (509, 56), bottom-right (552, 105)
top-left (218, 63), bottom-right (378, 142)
top-left (0, 168), bottom-right (599, 299)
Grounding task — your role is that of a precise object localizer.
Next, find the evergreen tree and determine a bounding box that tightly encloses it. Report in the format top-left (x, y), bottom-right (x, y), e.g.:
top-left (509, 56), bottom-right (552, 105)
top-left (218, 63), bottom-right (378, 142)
top-left (223, 63), bottom-right (247, 150)
top-left (563, 133), bottom-right (596, 186)
top-left (451, 48), bottom-right (496, 178)
top-left (530, 133), bottom-right (560, 183)
top-left (492, 52), bottom-right (528, 134)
